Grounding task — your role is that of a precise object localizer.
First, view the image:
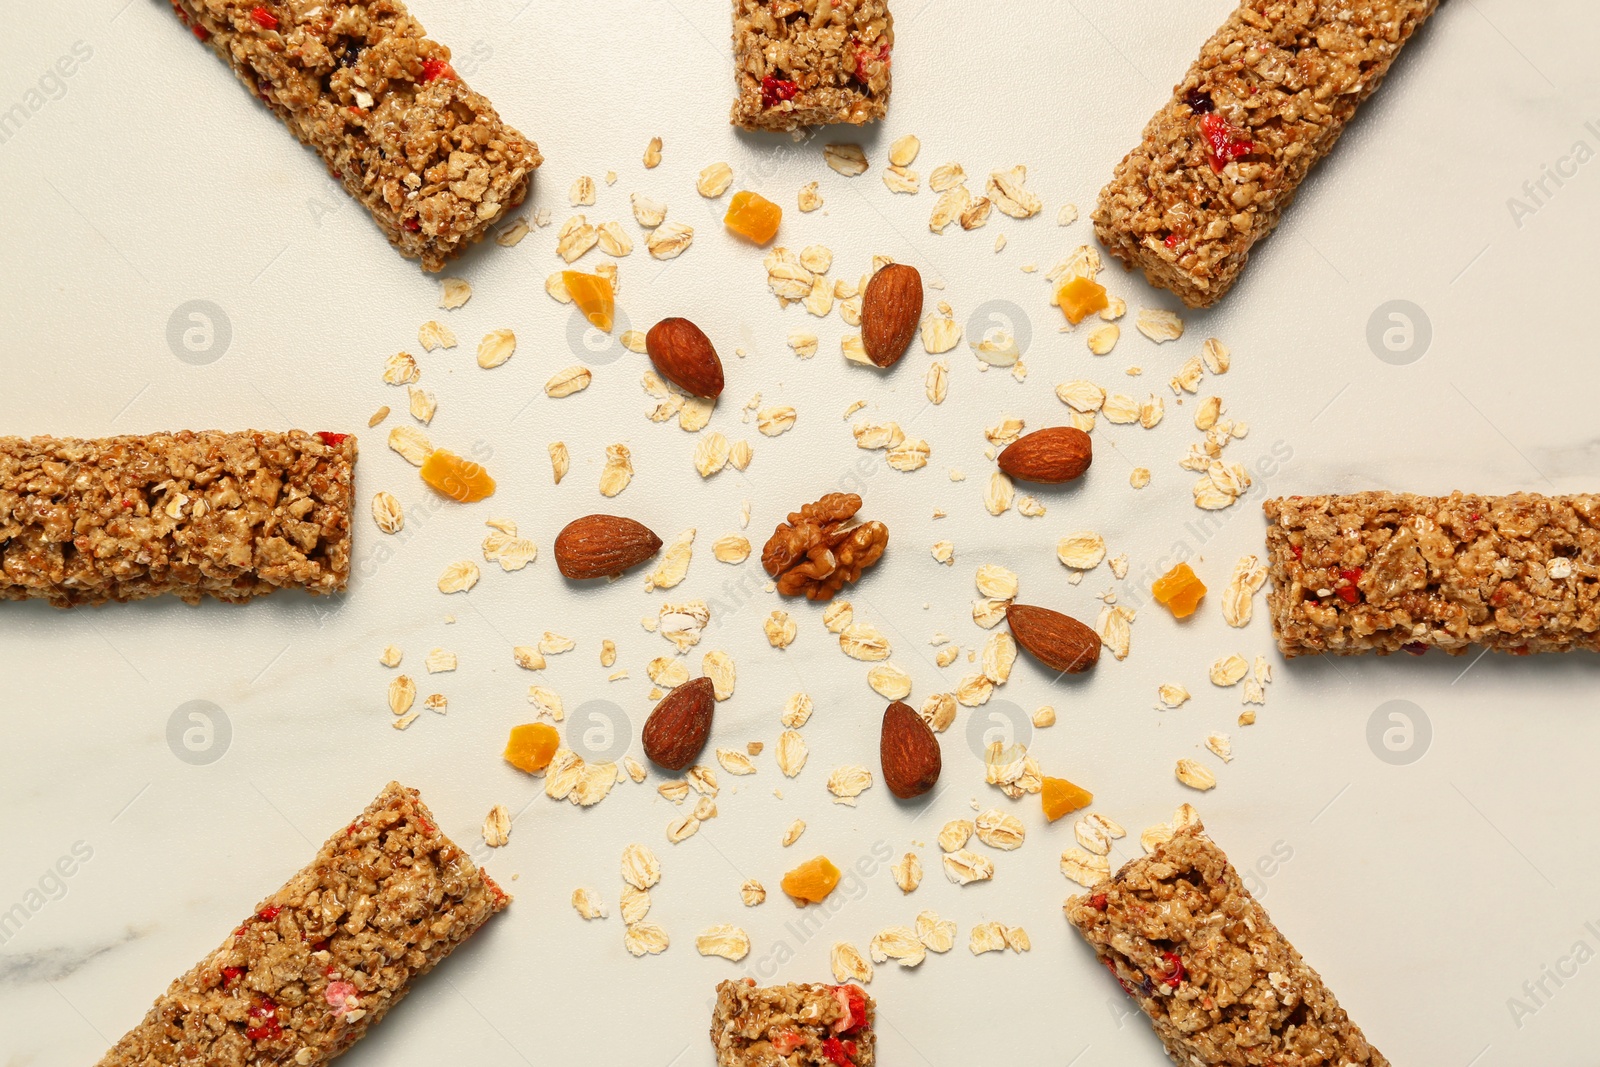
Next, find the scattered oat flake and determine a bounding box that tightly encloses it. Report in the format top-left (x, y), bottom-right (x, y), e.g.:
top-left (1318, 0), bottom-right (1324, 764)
top-left (776, 731), bottom-right (808, 778)
top-left (832, 942), bottom-right (874, 983)
top-left (742, 880), bottom-right (766, 907)
top-left (703, 649), bottom-right (736, 700)
top-left (1061, 848), bottom-right (1110, 888)
top-left (621, 844), bottom-right (660, 890)
top-left (867, 663), bottom-right (912, 700)
top-left (827, 765), bottom-right (873, 804)
top-left (643, 136), bottom-right (662, 168)
top-left (646, 221), bottom-right (694, 259)
top-left (1057, 532), bottom-right (1107, 570)
top-left (424, 648), bottom-right (457, 673)
top-left (476, 329), bottom-right (516, 370)
top-left (1095, 605), bottom-right (1133, 660)
top-left (1158, 684), bottom-right (1192, 709)
top-left (1210, 654), bottom-right (1249, 687)
top-left (1131, 468), bottom-right (1152, 489)
top-left (438, 278), bottom-right (471, 309)
top-left (387, 426), bottom-right (432, 466)
top-left (1176, 758), bottom-right (1218, 791)
top-left (782, 692), bottom-right (814, 729)
top-left (781, 818), bottom-right (806, 848)
top-left (969, 922), bottom-right (1008, 955)
top-left (823, 143), bottom-right (869, 176)
top-left (437, 561), bottom-right (479, 594)
top-left (974, 809), bottom-right (1025, 850)
top-left (716, 748), bottom-right (756, 776)
top-left (696, 924), bottom-right (750, 962)
top-left (599, 444), bottom-right (634, 498)
top-left (870, 926), bottom-right (926, 968)
top-left (942, 849), bottom-right (995, 886)
top-left (797, 181), bottom-right (823, 212)
top-left (1207, 732), bottom-right (1234, 762)
top-left (1222, 555), bottom-right (1269, 627)
top-left (892, 852), bottom-right (922, 893)
top-left (387, 674), bottom-right (415, 716)
top-left (938, 819), bottom-right (974, 853)
top-left (623, 922), bottom-right (669, 957)
top-left (1136, 307), bottom-right (1184, 343)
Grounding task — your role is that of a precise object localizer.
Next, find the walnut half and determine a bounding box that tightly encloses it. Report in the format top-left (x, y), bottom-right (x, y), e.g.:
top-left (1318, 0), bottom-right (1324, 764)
top-left (761, 492), bottom-right (888, 601)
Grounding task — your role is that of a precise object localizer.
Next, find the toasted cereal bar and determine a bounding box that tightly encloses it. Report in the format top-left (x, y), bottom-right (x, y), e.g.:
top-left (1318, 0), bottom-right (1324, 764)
top-left (711, 979), bottom-right (875, 1067)
top-left (1065, 822), bottom-right (1387, 1067)
top-left (97, 782), bottom-right (508, 1067)
top-left (1265, 491), bottom-right (1600, 658)
top-left (0, 430), bottom-right (354, 607)
top-left (730, 0), bottom-right (892, 132)
top-left (169, 0), bottom-right (541, 271)
top-left (1094, 0), bottom-right (1438, 307)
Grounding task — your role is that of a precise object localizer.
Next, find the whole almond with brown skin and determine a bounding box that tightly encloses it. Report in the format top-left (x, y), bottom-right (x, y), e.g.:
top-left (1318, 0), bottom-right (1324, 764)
top-left (861, 263), bottom-right (923, 369)
top-left (646, 317), bottom-right (724, 398)
top-left (1006, 603), bottom-right (1101, 674)
top-left (997, 427), bottom-right (1093, 484)
top-left (554, 514), bottom-right (663, 580)
top-left (880, 700), bottom-right (941, 799)
top-left (642, 676), bottom-right (715, 770)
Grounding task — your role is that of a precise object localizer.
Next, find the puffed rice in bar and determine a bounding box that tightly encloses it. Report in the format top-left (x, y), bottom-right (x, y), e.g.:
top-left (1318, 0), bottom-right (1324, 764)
top-left (96, 781), bottom-right (509, 1067)
top-left (170, 0), bottom-right (541, 271)
top-left (0, 429), bottom-right (354, 607)
top-left (1265, 491), bottom-right (1600, 657)
top-left (1094, 0), bottom-right (1438, 307)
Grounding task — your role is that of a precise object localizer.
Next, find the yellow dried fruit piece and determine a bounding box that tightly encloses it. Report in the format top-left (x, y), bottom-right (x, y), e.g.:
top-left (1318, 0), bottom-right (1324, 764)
top-left (1152, 562), bottom-right (1206, 619)
top-left (504, 722), bottom-right (560, 774)
top-left (1057, 276), bottom-right (1109, 325)
top-left (420, 449), bottom-right (495, 503)
top-left (1041, 776), bottom-right (1093, 823)
top-left (781, 855), bottom-right (841, 905)
top-left (562, 271), bottom-right (614, 332)
top-left (724, 190), bottom-right (782, 245)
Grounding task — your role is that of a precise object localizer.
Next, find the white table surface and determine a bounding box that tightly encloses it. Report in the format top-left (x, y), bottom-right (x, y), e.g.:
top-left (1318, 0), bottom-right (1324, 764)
top-left (3, 1), bottom-right (1598, 1063)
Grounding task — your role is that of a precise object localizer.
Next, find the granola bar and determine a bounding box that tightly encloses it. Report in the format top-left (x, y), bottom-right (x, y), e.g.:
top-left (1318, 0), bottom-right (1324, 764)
top-left (730, 0), bottom-right (892, 132)
top-left (1264, 491), bottom-right (1600, 658)
top-left (1094, 0), bottom-right (1438, 307)
top-left (711, 979), bottom-right (875, 1067)
top-left (0, 430), bottom-right (354, 607)
top-left (170, 0), bottom-right (541, 271)
top-left (96, 782), bottom-right (508, 1067)
top-left (1065, 822), bottom-right (1387, 1067)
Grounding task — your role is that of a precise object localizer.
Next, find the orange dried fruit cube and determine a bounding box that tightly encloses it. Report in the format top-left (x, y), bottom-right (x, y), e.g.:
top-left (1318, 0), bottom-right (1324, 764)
top-left (724, 190), bottom-right (782, 245)
top-left (504, 722), bottom-right (560, 774)
top-left (562, 270), bottom-right (614, 332)
top-left (780, 855), bottom-right (841, 905)
top-left (1057, 275), bottom-right (1109, 325)
top-left (420, 449), bottom-right (496, 502)
top-left (1041, 776), bottom-right (1094, 822)
top-left (1152, 562), bottom-right (1206, 618)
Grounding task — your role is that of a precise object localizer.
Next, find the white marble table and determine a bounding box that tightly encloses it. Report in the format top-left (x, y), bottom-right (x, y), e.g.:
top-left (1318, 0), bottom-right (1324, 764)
top-left (2, 1), bottom-right (1598, 1063)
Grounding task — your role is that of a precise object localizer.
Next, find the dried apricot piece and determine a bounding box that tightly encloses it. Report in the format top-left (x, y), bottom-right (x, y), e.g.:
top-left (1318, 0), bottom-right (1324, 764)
top-left (420, 449), bottom-right (496, 503)
top-left (562, 271), bottom-right (614, 332)
top-left (724, 190), bottom-right (782, 245)
top-left (781, 855), bottom-right (841, 905)
top-left (1152, 562), bottom-right (1206, 618)
top-left (1041, 776), bottom-right (1093, 822)
top-left (1057, 275), bottom-right (1109, 325)
top-left (504, 722), bottom-right (560, 773)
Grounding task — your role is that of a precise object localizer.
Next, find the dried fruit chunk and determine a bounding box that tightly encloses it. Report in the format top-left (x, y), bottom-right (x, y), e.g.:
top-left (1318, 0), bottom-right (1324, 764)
top-left (420, 449), bottom-right (495, 502)
top-left (642, 677), bottom-right (716, 771)
top-left (880, 701), bottom-right (941, 800)
top-left (781, 856), bottom-right (842, 905)
top-left (860, 264), bottom-right (923, 369)
top-left (1040, 775), bottom-right (1093, 822)
top-left (1153, 562), bottom-right (1207, 619)
top-left (646, 317), bottom-right (725, 399)
top-left (562, 271), bottom-right (614, 332)
top-left (724, 190), bottom-right (782, 244)
top-left (1057, 275), bottom-right (1110, 325)
top-left (504, 722), bottom-right (561, 773)
top-left (762, 492), bottom-right (888, 601)
top-left (553, 515), bottom-right (663, 579)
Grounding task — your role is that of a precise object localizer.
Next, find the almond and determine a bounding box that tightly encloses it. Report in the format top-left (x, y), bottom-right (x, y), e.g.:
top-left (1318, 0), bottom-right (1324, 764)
top-left (553, 514), bottom-right (663, 579)
top-left (646, 317), bottom-right (724, 398)
top-left (997, 427), bottom-right (1093, 484)
top-left (642, 677), bottom-right (715, 770)
top-left (1006, 603), bottom-right (1100, 674)
top-left (861, 263), bottom-right (923, 369)
top-left (880, 700), bottom-right (942, 799)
